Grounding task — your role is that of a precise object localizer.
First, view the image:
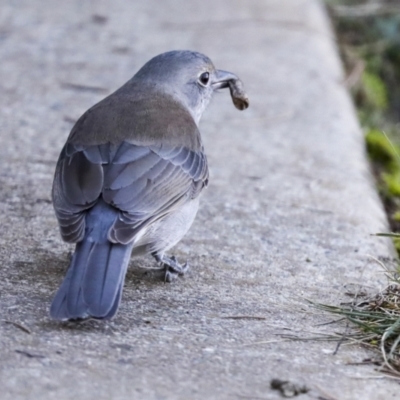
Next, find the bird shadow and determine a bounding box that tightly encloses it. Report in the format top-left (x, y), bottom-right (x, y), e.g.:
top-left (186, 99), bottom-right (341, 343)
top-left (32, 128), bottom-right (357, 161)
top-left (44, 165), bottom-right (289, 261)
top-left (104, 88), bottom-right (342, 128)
top-left (8, 246), bottom-right (193, 333)
top-left (18, 247), bottom-right (167, 288)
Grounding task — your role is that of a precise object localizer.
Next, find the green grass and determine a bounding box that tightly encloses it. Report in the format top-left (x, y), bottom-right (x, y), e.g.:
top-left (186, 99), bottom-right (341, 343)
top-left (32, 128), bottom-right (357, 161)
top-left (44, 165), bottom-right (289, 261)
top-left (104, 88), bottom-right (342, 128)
top-left (314, 264), bottom-right (400, 376)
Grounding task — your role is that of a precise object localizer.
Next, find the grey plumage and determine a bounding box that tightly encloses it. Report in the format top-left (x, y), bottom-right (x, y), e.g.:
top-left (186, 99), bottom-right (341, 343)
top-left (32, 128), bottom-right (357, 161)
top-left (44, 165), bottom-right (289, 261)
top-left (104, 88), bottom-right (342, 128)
top-left (50, 50), bottom-right (248, 321)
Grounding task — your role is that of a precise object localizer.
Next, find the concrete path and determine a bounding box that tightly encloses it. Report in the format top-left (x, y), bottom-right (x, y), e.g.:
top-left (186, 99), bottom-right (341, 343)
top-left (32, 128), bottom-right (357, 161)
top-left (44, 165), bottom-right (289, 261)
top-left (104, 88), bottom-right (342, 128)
top-left (0, 0), bottom-right (398, 398)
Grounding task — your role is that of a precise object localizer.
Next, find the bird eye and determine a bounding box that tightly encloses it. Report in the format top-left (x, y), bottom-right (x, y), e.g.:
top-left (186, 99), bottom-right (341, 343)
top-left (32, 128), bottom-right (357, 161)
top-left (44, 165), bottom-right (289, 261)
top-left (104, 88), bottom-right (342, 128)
top-left (199, 72), bottom-right (210, 86)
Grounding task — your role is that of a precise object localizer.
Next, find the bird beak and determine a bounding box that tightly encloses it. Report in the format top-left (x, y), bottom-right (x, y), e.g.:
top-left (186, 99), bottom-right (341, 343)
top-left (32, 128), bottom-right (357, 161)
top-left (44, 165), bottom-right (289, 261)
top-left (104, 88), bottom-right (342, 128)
top-left (212, 70), bottom-right (249, 110)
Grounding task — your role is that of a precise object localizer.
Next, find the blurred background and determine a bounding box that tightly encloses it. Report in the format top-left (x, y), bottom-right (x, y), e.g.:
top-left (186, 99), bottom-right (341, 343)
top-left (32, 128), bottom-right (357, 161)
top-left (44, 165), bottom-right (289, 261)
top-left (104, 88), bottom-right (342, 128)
top-left (326, 0), bottom-right (400, 248)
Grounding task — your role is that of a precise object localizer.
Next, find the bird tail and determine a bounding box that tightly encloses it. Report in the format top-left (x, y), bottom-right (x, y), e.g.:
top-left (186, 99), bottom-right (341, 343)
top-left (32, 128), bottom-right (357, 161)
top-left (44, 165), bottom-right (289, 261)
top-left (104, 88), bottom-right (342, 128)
top-left (50, 200), bottom-right (134, 321)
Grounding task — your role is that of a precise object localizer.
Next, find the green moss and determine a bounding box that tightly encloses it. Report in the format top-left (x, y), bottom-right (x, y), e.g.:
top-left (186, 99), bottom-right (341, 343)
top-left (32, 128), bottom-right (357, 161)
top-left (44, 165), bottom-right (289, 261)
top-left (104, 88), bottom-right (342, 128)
top-left (394, 238), bottom-right (400, 254)
top-left (361, 71), bottom-right (388, 111)
top-left (365, 129), bottom-right (400, 200)
top-left (393, 211), bottom-right (400, 222)
top-left (383, 172), bottom-right (400, 197)
top-left (365, 129), bottom-right (400, 172)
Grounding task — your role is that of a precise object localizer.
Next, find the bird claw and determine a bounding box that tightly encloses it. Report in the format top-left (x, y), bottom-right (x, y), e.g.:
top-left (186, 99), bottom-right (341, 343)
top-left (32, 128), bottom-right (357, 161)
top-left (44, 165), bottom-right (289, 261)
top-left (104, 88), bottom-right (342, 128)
top-left (164, 261), bottom-right (189, 282)
top-left (151, 253), bottom-right (189, 282)
top-left (164, 268), bottom-right (177, 283)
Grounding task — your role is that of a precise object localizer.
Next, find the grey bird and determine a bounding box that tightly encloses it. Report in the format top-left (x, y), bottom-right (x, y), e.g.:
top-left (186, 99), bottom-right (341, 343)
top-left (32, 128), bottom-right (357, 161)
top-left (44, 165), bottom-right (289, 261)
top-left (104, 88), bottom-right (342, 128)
top-left (50, 50), bottom-right (249, 321)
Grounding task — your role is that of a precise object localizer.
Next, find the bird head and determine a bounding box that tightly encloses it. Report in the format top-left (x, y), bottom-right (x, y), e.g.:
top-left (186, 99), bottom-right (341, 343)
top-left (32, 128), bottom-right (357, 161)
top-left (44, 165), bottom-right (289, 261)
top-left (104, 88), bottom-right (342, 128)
top-left (131, 50), bottom-right (249, 125)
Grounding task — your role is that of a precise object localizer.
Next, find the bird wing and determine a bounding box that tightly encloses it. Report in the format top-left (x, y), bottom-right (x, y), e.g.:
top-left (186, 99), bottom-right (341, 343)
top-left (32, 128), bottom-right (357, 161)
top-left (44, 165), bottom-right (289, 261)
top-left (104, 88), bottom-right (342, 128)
top-left (52, 141), bottom-right (208, 245)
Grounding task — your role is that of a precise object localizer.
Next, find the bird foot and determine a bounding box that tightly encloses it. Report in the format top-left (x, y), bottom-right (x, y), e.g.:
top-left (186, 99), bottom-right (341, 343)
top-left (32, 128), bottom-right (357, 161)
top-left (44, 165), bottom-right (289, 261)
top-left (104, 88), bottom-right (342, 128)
top-left (152, 254), bottom-right (189, 282)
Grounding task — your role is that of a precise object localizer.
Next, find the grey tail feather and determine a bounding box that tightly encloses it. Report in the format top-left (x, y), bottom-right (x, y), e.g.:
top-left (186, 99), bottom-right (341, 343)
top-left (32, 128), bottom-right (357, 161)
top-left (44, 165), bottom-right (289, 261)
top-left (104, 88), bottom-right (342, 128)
top-left (50, 200), bottom-right (134, 321)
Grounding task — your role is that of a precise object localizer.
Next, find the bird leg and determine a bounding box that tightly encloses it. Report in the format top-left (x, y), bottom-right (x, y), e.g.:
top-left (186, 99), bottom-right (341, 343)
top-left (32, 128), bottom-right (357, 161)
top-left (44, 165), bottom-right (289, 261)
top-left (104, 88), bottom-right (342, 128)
top-left (152, 253), bottom-right (189, 282)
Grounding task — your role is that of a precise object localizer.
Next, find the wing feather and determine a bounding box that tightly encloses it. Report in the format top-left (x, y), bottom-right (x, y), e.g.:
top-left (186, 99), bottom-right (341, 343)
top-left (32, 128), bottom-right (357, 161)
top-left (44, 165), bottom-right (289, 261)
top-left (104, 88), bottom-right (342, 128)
top-left (52, 141), bottom-right (208, 245)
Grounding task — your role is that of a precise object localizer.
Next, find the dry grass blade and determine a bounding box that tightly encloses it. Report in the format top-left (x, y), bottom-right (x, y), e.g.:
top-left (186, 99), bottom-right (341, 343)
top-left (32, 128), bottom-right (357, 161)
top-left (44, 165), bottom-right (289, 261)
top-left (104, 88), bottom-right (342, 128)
top-left (2, 320), bottom-right (31, 334)
top-left (313, 273), bottom-right (400, 376)
top-left (375, 232), bottom-right (400, 238)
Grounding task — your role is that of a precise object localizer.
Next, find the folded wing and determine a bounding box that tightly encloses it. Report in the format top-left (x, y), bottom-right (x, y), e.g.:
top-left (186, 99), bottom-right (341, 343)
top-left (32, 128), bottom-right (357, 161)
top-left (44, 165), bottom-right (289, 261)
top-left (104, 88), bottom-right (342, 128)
top-left (52, 141), bottom-right (209, 245)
